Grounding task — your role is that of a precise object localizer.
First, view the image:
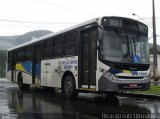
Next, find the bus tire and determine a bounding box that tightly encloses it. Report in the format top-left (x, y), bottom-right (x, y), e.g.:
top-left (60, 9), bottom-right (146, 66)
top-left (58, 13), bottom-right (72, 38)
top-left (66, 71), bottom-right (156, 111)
top-left (64, 75), bottom-right (78, 99)
top-left (17, 73), bottom-right (30, 90)
top-left (18, 77), bottom-right (23, 90)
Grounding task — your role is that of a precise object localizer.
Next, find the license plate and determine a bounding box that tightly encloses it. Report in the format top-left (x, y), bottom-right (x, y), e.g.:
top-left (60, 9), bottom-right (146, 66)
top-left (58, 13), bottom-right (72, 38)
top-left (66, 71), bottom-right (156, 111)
top-left (129, 84), bottom-right (138, 88)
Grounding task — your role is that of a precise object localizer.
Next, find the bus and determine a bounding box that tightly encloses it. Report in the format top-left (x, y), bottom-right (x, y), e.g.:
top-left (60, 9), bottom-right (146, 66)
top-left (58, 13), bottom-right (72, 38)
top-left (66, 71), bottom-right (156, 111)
top-left (6, 16), bottom-right (150, 99)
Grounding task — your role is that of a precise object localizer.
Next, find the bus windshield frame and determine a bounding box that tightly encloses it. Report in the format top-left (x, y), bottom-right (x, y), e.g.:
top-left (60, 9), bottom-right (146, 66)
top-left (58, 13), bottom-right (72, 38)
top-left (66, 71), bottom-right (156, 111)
top-left (99, 29), bottom-right (149, 64)
top-left (99, 17), bottom-right (149, 65)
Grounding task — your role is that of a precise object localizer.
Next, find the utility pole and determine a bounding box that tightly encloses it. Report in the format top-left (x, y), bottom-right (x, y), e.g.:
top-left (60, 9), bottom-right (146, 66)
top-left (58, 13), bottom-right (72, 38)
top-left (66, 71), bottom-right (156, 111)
top-left (152, 0), bottom-right (158, 82)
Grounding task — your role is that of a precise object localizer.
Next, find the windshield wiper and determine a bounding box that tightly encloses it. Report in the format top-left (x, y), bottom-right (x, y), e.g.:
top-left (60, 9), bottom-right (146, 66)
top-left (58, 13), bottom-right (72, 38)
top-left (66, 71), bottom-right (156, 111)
top-left (114, 29), bottom-right (127, 44)
top-left (114, 30), bottom-right (131, 58)
top-left (132, 33), bottom-right (141, 55)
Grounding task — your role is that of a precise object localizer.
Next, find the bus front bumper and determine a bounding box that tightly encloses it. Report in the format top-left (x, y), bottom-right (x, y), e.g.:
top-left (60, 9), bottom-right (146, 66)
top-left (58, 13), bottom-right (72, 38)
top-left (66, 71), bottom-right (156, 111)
top-left (98, 75), bottom-right (150, 92)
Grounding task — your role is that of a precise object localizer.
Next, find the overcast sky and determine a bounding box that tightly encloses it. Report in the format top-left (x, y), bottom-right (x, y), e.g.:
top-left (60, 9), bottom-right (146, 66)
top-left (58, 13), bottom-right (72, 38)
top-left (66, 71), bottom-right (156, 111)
top-left (0, 0), bottom-right (160, 43)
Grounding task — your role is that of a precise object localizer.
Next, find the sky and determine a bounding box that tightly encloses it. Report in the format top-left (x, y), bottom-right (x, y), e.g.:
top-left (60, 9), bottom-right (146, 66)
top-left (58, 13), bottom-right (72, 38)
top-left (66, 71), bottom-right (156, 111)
top-left (0, 0), bottom-right (160, 43)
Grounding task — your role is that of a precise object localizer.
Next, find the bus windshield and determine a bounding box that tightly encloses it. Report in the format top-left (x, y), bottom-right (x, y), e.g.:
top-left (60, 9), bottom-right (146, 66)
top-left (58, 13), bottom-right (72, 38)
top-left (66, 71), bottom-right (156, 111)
top-left (100, 30), bottom-right (149, 64)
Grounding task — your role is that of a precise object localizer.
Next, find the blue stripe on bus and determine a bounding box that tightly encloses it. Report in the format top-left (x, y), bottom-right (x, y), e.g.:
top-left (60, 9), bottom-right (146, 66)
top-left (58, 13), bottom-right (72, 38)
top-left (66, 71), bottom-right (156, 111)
top-left (108, 68), bottom-right (122, 74)
top-left (35, 63), bottom-right (41, 78)
top-left (108, 67), bottom-right (139, 76)
top-left (21, 62), bottom-right (41, 78)
top-left (21, 61), bottom-right (32, 74)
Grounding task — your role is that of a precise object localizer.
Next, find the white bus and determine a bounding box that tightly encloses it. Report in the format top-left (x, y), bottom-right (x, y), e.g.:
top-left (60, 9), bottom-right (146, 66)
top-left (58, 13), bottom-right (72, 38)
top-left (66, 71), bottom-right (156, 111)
top-left (7, 16), bottom-right (150, 98)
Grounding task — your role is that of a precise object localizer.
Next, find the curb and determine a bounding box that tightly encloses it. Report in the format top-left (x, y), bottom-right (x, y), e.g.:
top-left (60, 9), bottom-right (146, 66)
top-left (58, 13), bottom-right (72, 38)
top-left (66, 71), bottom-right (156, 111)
top-left (117, 92), bottom-right (160, 100)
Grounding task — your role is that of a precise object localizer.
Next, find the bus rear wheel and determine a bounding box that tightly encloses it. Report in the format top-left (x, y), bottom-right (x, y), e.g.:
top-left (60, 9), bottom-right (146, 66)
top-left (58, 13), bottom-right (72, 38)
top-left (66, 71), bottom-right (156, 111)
top-left (18, 78), bottom-right (23, 89)
top-left (64, 75), bottom-right (78, 99)
top-left (17, 74), bottom-right (30, 90)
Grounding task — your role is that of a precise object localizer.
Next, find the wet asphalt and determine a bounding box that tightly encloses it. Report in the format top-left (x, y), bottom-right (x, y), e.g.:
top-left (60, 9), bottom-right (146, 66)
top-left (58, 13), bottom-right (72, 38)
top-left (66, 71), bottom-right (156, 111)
top-left (0, 78), bottom-right (160, 119)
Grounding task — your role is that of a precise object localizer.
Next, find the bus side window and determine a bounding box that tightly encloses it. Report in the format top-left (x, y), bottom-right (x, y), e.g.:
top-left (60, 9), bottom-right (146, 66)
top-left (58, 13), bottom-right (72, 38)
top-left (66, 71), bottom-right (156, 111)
top-left (43, 40), bottom-right (48, 59)
top-left (52, 37), bottom-right (55, 57)
top-left (7, 51), bottom-right (12, 71)
top-left (25, 46), bottom-right (32, 61)
top-left (54, 35), bottom-right (64, 57)
top-left (43, 39), bottom-right (52, 59)
top-left (48, 38), bottom-right (53, 58)
top-left (17, 48), bottom-right (25, 62)
top-left (65, 31), bottom-right (78, 56)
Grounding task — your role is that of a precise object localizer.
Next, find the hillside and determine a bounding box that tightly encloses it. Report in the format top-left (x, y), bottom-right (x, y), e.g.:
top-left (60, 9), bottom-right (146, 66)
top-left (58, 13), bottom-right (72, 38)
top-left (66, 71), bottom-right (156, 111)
top-left (0, 30), bottom-right (52, 77)
top-left (0, 30), bottom-right (52, 50)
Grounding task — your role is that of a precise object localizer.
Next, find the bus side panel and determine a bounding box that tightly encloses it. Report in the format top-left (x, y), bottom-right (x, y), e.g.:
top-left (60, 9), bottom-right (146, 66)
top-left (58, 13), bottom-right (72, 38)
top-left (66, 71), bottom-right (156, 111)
top-left (15, 71), bottom-right (32, 85)
top-left (6, 69), bottom-right (16, 82)
top-left (6, 70), bottom-right (12, 81)
top-left (15, 61), bottom-right (32, 85)
top-left (41, 56), bottom-right (78, 89)
top-left (41, 59), bottom-right (60, 87)
top-left (96, 55), bottom-right (110, 91)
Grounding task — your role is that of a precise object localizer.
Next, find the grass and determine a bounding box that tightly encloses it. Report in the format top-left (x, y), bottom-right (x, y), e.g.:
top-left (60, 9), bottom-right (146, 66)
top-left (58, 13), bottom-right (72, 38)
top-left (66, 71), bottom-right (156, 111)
top-left (134, 85), bottom-right (160, 96)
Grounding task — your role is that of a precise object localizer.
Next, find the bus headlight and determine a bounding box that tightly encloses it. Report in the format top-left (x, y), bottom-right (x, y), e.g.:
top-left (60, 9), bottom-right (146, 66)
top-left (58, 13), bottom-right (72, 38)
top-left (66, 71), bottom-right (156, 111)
top-left (144, 74), bottom-right (150, 80)
top-left (104, 71), bottom-right (117, 80)
top-left (99, 68), bottom-right (117, 80)
top-left (144, 76), bottom-right (149, 80)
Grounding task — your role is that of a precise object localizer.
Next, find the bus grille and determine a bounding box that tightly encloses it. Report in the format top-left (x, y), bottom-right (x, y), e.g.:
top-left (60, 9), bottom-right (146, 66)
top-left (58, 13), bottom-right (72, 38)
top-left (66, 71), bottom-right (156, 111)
top-left (117, 76), bottom-right (144, 79)
top-left (114, 64), bottom-right (149, 71)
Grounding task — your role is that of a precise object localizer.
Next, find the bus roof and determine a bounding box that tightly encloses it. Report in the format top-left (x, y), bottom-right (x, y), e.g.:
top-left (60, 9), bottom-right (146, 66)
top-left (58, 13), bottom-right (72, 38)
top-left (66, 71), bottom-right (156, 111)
top-left (8, 16), bottom-right (146, 51)
top-left (8, 17), bottom-right (100, 51)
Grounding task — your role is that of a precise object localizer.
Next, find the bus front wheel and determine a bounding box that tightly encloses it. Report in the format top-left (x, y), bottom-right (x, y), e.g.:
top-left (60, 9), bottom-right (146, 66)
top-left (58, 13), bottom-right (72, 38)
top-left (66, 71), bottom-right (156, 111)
top-left (64, 75), bottom-right (78, 99)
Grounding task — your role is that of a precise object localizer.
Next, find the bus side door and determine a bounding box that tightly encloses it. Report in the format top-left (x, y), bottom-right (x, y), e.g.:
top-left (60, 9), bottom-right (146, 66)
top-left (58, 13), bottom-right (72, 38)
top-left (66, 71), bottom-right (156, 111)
top-left (79, 26), bottom-right (97, 89)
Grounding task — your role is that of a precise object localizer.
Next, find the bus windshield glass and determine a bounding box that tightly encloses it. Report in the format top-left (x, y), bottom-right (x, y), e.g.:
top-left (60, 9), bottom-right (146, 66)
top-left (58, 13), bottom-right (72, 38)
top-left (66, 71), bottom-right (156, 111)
top-left (100, 30), bottom-right (149, 64)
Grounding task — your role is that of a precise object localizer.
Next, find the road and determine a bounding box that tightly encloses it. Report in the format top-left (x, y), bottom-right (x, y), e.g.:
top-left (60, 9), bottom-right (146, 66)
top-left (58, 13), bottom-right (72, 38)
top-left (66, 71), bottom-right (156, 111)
top-left (0, 78), bottom-right (160, 119)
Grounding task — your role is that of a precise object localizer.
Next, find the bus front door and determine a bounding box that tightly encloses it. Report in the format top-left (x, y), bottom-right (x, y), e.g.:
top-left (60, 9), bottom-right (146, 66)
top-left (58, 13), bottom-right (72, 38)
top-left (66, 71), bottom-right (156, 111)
top-left (79, 27), bottom-right (97, 90)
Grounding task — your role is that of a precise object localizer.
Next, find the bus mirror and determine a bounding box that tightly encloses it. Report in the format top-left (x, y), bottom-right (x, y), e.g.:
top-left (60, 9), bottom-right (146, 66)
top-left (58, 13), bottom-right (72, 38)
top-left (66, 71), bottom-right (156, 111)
top-left (98, 27), bottom-right (103, 41)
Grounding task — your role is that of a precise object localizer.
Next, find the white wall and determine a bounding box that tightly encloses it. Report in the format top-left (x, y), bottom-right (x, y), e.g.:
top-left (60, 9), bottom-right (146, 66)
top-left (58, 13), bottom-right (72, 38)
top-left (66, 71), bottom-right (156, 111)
top-left (150, 54), bottom-right (160, 77)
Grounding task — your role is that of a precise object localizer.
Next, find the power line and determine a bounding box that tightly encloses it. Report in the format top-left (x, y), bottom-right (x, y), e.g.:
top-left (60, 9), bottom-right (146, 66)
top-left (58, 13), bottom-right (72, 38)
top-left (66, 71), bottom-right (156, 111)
top-left (136, 17), bottom-right (160, 26)
top-left (0, 24), bottom-right (55, 28)
top-left (0, 19), bottom-right (77, 25)
top-left (137, 17), bottom-right (160, 20)
top-left (36, 0), bottom-right (97, 17)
